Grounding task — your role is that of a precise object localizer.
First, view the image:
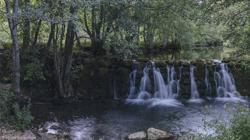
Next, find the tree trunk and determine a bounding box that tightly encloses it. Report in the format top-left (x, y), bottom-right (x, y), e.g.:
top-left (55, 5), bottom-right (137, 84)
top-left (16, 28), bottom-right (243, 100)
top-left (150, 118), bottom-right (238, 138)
top-left (47, 23), bottom-right (56, 48)
top-left (32, 20), bottom-right (42, 46)
top-left (75, 32), bottom-right (83, 49)
top-left (5, 0), bottom-right (21, 95)
top-left (62, 6), bottom-right (77, 97)
top-left (22, 0), bottom-right (30, 48)
top-left (53, 24), bottom-right (65, 98)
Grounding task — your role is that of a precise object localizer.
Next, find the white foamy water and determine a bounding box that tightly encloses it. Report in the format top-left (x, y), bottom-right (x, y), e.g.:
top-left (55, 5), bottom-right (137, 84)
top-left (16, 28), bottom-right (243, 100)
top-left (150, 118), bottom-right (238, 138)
top-left (69, 118), bottom-right (96, 140)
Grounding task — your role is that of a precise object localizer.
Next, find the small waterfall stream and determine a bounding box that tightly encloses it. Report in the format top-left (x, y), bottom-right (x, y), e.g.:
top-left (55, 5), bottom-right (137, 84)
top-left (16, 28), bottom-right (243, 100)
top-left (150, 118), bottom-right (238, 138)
top-left (166, 65), bottom-right (180, 98)
top-left (137, 65), bottom-right (151, 99)
top-left (128, 69), bottom-right (137, 99)
top-left (214, 63), bottom-right (240, 98)
top-left (177, 65), bottom-right (183, 97)
top-left (153, 66), bottom-right (169, 98)
top-left (127, 61), bottom-right (243, 103)
top-left (205, 64), bottom-right (212, 97)
top-left (190, 65), bottom-right (200, 99)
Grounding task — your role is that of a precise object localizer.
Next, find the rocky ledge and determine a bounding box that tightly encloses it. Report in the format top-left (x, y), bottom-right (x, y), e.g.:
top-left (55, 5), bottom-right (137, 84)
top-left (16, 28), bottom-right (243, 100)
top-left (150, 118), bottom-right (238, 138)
top-left (0, 124), bottom-right (70, 140)
top-left (127, 127), bottom-right (174, 140)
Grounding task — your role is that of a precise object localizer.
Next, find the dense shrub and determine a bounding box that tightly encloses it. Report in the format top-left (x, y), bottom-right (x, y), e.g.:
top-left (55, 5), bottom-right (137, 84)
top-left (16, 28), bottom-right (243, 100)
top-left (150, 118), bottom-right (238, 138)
top-left (0, 90), bottom-right (33, 130)
top-left (21, 47), bottom-right (46, 88)
top-left (183, 105), bottom-right (250, 140)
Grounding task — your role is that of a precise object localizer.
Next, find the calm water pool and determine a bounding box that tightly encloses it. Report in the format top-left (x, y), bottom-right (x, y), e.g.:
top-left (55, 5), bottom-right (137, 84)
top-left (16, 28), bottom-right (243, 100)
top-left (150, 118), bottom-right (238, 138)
top-left (32, 98), bottom-right (249, 140)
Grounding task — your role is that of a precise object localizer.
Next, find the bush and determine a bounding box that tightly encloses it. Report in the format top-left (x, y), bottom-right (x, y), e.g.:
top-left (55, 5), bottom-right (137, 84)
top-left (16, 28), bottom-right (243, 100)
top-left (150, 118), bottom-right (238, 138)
top-left (21, 47), bottom-right (46, 88)
top-left (0, 90), bottom-right (15, 120)
top-left (104, 33), bottom-right (142, 59)
top-left (0, 90), bottom-right (33, 130)
top-left (185, 105), bottom-right (250, 140)
top-left (12, 103), bottom-right (33, 130)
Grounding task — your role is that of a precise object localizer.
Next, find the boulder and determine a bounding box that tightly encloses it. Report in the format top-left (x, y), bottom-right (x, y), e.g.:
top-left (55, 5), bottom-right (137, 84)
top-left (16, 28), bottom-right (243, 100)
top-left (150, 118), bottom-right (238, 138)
top-left (0, 129), bottom-right (36, 140)
top-left (22, 130), bottom-right (36, 140)
top-left (37, 132), bottom-right (70, 140)
top-left (127, 131), bottom-right (147, 140)
top-left (147, 128), bottom-right (173, 140)
top-left (0, 83), bottom-right (11, 90)
top-left (37, 122), bottom-right (70, 140)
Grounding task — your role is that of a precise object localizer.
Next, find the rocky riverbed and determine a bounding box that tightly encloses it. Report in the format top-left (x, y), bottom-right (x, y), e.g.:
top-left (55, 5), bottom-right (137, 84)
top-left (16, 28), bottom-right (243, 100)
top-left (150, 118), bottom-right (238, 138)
top-left (0, 126), bottom-right (175, 140)
top-left (0, 127), bottom-right (69, 140)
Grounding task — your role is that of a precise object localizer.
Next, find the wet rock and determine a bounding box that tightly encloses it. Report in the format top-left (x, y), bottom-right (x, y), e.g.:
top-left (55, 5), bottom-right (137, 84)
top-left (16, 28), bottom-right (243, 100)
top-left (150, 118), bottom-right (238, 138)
top-left (37, 122), bottom-right (70, 140)
top-left (127, 131), bottom-right (147, 140)
top-left (37, 132), bottom-right (70, 140)
top-left (40, 122), bottom-right (61, 134)
top-left (147, 128), bottom-right (173, 140)
top-left (0, 129), bottom-right (36, 140)
top-left (180, 60), bottom-right (190, 66)
top-left (0, 83), bottom-right (11, 90)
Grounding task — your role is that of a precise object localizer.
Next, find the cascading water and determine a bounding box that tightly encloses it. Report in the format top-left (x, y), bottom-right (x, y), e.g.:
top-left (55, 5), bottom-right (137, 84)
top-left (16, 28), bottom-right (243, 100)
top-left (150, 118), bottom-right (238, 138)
top-left (190, 65), bottom-right (200, 99)
top-left (153, 65), bottom-right (169, 98)
top-left (113, 78), bottom-right (118, 100)
top-left (166, 65), bottom-right (180, 98)
top-left (137, 65), bottom-right (151, 99)
top-left (128, 69), bottom-right (137, 99)
top-left (111, 66), bottom-right (119, 100)
top-left (177, 65), bottom-right (183, 97)
top-left (205, 64), bottom-right (212, 97)
top-left (214, 63), bottom-right (240, 98)
top-left (127, 62), bottom-right (182, 106)
top-left (128, 62), bottom-right (182, 100)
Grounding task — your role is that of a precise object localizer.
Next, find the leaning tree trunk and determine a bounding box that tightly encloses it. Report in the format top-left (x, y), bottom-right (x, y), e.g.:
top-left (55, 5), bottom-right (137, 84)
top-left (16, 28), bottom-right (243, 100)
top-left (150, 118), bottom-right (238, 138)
top-left (62, 6), bottom-right (77, 97)
top-left (5, 0), bottom-right (21, 95)
top-left (32, 20), bottom-right (42, 46)
top-left (53, 24), bottom-right (65, 98)
top-left (47, 23), bottom-right (56, 48)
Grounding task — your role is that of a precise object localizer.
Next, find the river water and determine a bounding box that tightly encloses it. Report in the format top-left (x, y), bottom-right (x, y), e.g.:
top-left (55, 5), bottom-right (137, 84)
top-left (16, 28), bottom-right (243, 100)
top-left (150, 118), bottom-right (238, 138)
top-left (32, 98), bottom-right (249, 140)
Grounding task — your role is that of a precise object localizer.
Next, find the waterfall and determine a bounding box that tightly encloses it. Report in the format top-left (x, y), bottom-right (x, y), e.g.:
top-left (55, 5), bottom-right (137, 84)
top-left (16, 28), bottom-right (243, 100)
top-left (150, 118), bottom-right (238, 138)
top-left (113, 78), bottom-right (118, 100)
top-left (205, 64), bottom-right (212, 97)
top-left (190, 65), bottom-right (200, 99)
top-left (128, 62), bottom-right (182, 100)
top-left (153, 65), bottom-right (169, 98)
top-left (128, 69), bottom-right (137, 99)
top-left (214, 63), bottom-right (240, 98)
top-left (177, 65), bottom-right (183, 97)
top-left (166, 65), bottom-right (180, 98)
top-left (127, 61), bottom-right (243, 104)
top-left (137, 65), bottom-right (151, 99)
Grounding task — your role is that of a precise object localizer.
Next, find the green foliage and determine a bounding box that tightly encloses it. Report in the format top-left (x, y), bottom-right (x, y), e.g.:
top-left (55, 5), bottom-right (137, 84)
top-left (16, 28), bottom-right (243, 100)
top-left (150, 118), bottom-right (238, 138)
top-left (105, 34), bottom-right (142, 59)
top-left (200, 0), bottom-right (249, 50)
top-left (230, 107), bottom-right (250, 140)
top-left (0, 90), bottom-right (15, 120)
top-left (12, 103), bottom-right (33, 130)
top-left (0, 90), bottom-right (33, 130)
top-left (185, 105), bottom-right (250, 140)
top-left (1, 0), bottom-right (249, 58)
top-left (21, 47), bottom-right (45, 88)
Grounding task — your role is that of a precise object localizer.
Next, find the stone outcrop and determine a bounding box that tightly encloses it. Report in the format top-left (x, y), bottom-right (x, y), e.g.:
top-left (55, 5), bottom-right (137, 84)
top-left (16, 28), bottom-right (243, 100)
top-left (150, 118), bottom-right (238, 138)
top-left (147, 128), bottom-right (173, 140)
top-left (0, 129), bottom-right (36, 140)
top-left (1, 52), bottom-right (250, 99)
top-left (127, 128), bottom-right (174, 140)
top-left (0, 83), bottom-right (11, 91)
top-left (37, 122), bottom-right (70, 140)
top-left (127, 131), bottom-right (147, 140)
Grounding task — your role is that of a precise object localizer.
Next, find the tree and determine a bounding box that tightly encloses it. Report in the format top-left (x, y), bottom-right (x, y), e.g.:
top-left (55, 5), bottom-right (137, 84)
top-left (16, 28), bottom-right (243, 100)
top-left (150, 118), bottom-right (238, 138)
top-left (4, 0), bottom-right (21, 95)
top-left (22, 0), bottom-right (31, 48)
